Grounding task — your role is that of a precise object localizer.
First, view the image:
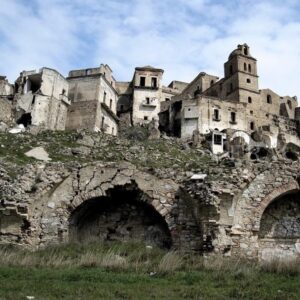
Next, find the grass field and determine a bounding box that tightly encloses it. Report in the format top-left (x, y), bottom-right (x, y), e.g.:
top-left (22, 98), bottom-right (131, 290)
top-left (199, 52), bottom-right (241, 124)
top-left (0, 243), bottom-right (299, 300)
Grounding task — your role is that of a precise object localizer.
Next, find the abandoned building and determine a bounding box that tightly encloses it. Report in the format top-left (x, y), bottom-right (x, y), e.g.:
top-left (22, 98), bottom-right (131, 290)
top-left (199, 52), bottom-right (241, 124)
top-left (66, 64), bottom-right (119, 135)
top-left (13, 68), bottom-right (70, 130)
top-left (160, 44), bottom-right (300, 156)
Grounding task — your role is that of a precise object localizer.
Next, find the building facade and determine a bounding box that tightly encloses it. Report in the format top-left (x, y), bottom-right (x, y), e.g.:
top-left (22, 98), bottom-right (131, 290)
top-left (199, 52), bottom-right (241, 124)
top-left (66, 64), bottom-right (119, 135)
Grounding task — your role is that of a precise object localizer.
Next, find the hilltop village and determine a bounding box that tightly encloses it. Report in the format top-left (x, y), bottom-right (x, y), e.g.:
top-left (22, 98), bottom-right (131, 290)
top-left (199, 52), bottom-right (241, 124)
top-left (1, 43), bottom-right (300, 157)
top-left (0, 44), bottom-right (299, 262)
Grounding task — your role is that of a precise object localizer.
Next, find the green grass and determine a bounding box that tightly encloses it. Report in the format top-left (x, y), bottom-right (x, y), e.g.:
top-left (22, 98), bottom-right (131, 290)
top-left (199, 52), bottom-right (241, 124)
top-left (0, 243), bottom-right (299, 299)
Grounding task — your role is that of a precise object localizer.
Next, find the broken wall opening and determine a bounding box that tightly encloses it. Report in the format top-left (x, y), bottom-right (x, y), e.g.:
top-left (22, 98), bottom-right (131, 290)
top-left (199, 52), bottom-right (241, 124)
top-left (16, 112), bottom-right (32, 127)
top-left (258, 191), bottom-right (300, 261)
top-left (69, 186), bottom-right (172, 249)
top-left (24, 74), bottom-right (42, 94)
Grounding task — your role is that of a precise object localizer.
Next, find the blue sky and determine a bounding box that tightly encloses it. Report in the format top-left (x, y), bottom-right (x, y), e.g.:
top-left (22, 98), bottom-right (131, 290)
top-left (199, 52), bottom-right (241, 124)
top-left (1, 0), bottom-right (300, 98)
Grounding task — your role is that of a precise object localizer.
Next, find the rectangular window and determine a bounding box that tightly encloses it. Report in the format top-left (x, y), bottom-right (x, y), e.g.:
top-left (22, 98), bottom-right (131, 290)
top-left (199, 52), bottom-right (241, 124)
top-left (146, 97), bottom-right (150, 104)
top-left (230, 112), bottom-right (236, 123)
top-left (151, 77), bottom-right (157, 88)
top-left (213, 109), bottom-right (220, 121)
top-left (140, 76), bottom-right (146, 87)
top-left (103, 92), bottom-right (107, 103)
top-left (213, 134), bottom-right (222, 145)
top-left (144, 116), bottom-right (148, 120)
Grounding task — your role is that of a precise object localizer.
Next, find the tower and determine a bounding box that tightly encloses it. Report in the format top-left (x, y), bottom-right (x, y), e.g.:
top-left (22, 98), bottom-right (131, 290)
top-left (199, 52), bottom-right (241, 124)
top-left (223, 44), bottom-right (259, 104)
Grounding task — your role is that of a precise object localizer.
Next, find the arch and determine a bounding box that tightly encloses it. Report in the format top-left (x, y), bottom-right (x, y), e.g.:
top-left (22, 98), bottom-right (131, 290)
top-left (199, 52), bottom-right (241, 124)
top-left (258, 189), bottom-right (300, 261)
top-left (252, 182), bottom-right (299, 231)
top-left (248, 96), bottom-right (252, 103)
top-left (230, 130), bottom-right (251, 144)
top-left (248, 64), bottom-right (252, 73)
top-left (69, 185), bottom-right (172, 248)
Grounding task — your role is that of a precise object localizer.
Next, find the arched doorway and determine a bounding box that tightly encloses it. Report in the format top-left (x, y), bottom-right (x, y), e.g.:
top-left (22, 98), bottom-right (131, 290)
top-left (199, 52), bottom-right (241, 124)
top-left (258, 191), bottom-right (300, 261)
top-left (69, 185), bottom-right (172, 249)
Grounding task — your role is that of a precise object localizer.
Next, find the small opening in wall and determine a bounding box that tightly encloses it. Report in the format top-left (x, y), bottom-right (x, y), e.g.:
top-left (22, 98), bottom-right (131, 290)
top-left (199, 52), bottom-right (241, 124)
top-left (267, 94), bottom-right (272, 104)
top-left (250, 110), bottom-right (253, 115)
top-left (285, 151), bottom-right (298, 161)
top-left (213, 109), bottom-right (220, 121)
top-left (248, 96), bottom-right (252, 103)
top-left (247, 78), bottom-right (251, 83)
top-left (144, 116), bottom-right (148, 121)
top-left (140, 76), bottom-right (146, 87)
top-left (146, 97), bottom-right (150, 104)
top-left (230, 112), bottom-right (236, 123)
top-left (110, 99), bottom-right (113, 109)
top-left (210, 80), bottom-right (214, 87)
top-left (213, 134), bottom-right (222, 145)
top-left (103, 92), bottom-right (107, 103)
top-left (248, 64), bottom-right (251, 73)
top-left (244, 47), bottom-right (248, 55)
top-left (151, 77), bottom-right (157, 88)
top-left (250, 121), bottom-right (255, 130)
top-left (287, 100), bottom-right (292, 109)
top-left (244, 63), bottom-right (247, 71)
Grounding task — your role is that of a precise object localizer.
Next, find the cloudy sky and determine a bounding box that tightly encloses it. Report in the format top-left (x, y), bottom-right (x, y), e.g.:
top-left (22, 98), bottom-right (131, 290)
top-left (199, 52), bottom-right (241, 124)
top-left (1, 0), bottom-right (300, 98)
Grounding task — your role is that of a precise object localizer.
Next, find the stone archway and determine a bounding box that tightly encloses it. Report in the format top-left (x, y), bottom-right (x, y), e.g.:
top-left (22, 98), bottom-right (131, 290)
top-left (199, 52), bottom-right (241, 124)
top-left (69, 184), bottom-right (172, 249)
top-left (258, 190), bottom-right (300, 261)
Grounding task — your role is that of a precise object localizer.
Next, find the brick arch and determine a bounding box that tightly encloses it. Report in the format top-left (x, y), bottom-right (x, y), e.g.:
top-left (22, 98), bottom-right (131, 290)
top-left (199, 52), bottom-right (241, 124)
top-left (31, 164), bottom-right (179, 246)
top-left (252, 181), bottom-right (299, 231)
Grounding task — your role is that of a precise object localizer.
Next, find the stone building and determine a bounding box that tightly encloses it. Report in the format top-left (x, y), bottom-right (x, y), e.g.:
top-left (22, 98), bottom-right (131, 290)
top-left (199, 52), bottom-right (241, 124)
top-left (116, 67), bottom-right (184, 127)
top-left (163, 44), bottom-right (300, 154)
top-left (66, 64), bottom-right (119, 135)
top-left (14, 68), bottom-right (70, 130)
top-left (0, 76), bottom-right (14, 124)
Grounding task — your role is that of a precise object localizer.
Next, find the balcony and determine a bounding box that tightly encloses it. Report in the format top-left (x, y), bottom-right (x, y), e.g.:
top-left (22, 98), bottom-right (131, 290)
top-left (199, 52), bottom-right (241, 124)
top-left (142, 99), bottom-right (157, 107)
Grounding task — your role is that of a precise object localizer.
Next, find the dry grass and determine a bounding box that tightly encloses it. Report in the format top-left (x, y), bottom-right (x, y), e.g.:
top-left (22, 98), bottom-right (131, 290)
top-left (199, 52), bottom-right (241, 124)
top-left (0, 243), bottom-right (299, 276)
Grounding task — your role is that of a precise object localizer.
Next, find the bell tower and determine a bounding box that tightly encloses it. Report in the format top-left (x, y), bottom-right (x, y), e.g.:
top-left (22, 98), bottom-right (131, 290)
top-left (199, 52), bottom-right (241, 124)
top-left (223, 44), bottom-right (259, 103)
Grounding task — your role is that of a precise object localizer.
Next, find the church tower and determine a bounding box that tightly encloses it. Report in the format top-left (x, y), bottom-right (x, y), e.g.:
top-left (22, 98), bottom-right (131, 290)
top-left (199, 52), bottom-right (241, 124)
top-left (223, 44), bottom-right (259, 104)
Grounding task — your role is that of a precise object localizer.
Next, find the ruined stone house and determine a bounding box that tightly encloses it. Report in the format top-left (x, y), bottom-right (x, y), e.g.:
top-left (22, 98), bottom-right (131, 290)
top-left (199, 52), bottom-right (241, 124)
top-left (13, 68), bottom-right (70, 130)
top-left (66, 64), bottom-right (119, 135)
top-left (160, 44), bottom-right (300, 156)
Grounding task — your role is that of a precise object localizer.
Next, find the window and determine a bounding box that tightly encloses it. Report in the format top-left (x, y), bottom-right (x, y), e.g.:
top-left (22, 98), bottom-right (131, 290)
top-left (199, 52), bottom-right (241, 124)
top-left (110, 99), bottom-right (112, 109)
top-left (250, 121), bottom-right (255, 130)
top-left (248, 64), bottom-right (251, 73)
top-left (248, 96), bottom-right (252, 103)
top-left (230, 112), bottom-right (236, 123)
top-left (247, 78), bottom-right (251, 83)
top-left (244, 47), bottom-right (248, 55)
top-left (244, 63), bottom-right (247, 71)
top-left (101, 116), bottom-right (105, 129)
top-left (214, 134), bottom-right (222, 145)
top-left (146, 97), bottom-right (150, 104)
top-left (267, 94), bottom-right (272, 104)
top-left (144, 116), bottom-right (148, 120)
top-left (210, 80), bottom-right (214, 86)
top-left (250, 110), bottom-right (253, 115)
top-left (213, 109), bottom-right (220, 121)
top-left (229, 65), bottom-right (233, 75)
top-left (103, 92), bottom-right (107, 103)
top-left (287, 100), bottom-right (292, 109)
top-left (151, 77), bottom-right (157, 88)
top-left (140, 76), bottom-right (146, 87)
top-left (165, 98), bottom-right (170, 102)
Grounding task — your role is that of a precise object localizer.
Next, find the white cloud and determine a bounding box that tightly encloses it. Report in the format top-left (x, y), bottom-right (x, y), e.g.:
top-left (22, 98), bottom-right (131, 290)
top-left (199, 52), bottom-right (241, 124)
top-left (0, 0), bottom-right (300, 99)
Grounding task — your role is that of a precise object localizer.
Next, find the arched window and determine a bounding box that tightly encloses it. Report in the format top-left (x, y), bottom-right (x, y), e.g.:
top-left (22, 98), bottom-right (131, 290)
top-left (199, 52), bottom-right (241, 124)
top-left (229, 65), bottom-right (233, 75)
top-left (267, 94), bottom-right (272, 104)
top-left (248, 96), bottom-right (252, 103)
top-left (244, 63), bottom-right (247, 71)
top-left (250, 121), bottom-right (255, 130)
top-left (248, 64), bottom-right (251, 73)
top-left (244, 47), bottom-right (248, 55)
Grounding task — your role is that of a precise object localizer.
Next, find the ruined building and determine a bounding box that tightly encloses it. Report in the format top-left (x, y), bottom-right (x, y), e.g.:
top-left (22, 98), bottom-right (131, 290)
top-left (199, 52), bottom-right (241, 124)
top-left (161, 44), bottom-right (300, 155)
top-left (66, 64), bottom-right (119, 135)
